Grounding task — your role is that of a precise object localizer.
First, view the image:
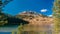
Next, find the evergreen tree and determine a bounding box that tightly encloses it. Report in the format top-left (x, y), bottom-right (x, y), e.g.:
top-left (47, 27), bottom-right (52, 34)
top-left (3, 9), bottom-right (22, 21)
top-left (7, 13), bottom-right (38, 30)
top-left (0, 0), bottom-right (13, 25)
top-left (53, 0), bottom-right (60, 34)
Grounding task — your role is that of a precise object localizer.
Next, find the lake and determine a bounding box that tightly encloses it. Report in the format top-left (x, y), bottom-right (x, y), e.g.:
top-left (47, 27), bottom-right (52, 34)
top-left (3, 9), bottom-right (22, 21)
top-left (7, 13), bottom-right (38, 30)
top-left (0, 25), bottom-right (18, 34)
top-left (0, 32), bottom-right (11, 34)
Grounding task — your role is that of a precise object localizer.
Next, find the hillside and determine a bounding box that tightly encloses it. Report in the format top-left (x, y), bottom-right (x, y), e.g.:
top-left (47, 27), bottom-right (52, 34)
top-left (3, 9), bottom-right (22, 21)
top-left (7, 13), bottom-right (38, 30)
top-left (16, 11), bottom-right (53, 34)
top-left (16, 11), bottom-right (53, 25)
top-left (0, 12), bottom-right (29, 26)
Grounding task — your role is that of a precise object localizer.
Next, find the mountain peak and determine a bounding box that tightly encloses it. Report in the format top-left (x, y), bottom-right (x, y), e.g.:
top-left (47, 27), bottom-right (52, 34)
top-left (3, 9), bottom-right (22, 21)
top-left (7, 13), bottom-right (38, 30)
top-left (18, 11), bottom-right (40, 16)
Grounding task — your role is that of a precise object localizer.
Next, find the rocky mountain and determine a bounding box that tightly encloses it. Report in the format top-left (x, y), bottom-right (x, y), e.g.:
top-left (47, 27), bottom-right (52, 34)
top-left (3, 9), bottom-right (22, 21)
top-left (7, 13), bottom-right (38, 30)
top-left (16, 11), bottom-right (53, 33)
top-left (16, 11), bottom-right (47, 19)
top-left (16, 11), bottom-right (53, 25)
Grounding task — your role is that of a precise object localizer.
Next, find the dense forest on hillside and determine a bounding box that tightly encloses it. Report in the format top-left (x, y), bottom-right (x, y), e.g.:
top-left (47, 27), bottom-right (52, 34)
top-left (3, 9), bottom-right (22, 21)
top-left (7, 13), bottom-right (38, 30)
top-left (0, 12), bottom-right (29, 26)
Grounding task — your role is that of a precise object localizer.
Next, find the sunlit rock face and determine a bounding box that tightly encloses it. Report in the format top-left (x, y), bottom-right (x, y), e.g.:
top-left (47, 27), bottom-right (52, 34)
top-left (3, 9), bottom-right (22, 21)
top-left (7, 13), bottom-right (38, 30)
top-left (16, 11), bottom-right (53, 34)
top-left (17, 11), bottom-right (53, 26)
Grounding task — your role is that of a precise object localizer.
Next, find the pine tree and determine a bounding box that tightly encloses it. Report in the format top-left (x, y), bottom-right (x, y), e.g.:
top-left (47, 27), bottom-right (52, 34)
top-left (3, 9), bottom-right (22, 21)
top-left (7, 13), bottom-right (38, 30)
top-left (53, 0), bottom-right (60, 34)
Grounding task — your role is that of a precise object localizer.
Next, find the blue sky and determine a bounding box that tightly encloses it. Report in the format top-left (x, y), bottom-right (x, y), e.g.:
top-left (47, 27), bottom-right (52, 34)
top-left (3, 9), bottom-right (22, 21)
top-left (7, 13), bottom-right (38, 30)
top-left (3, 0), bottom-right (54, 16)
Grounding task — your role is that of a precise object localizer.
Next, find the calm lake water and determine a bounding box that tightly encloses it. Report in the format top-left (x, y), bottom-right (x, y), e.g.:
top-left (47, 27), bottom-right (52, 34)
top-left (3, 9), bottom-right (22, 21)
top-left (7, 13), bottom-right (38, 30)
top-left (0, 25), bottom-right (18, 34)
top-left (0, 25), bottom-right (18, 32)
top-left (0, 32), bottom-right (11, 34)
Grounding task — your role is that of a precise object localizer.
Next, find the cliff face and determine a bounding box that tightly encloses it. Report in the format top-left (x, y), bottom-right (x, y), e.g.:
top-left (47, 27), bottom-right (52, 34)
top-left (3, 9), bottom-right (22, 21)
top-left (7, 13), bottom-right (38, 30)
top-left (17, 11), bottom-right (53, 25)
top-left (17, 11), bottom-right (53, 32)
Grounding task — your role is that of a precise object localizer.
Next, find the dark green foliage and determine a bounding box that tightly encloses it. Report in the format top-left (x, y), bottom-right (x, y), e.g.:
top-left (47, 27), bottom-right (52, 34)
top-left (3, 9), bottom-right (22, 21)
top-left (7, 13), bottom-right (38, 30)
top-left (0, 13), bottom-right (29, 26)
top-left (0, 0), bottom-right (2, 6)
top-left (0, 12), bottom-right (8, 25)
top-left (4, 17), bottom-right (29, 26)
top-left (53, 0), bottom-right (60, 34)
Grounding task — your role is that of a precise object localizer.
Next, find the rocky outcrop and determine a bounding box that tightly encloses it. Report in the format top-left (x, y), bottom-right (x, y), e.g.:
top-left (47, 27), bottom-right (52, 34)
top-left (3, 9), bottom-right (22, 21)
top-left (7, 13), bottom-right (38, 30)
top-left (16, 11), bottom-right (53, 26)
top-left (17, 11), bottom-right (53, 34)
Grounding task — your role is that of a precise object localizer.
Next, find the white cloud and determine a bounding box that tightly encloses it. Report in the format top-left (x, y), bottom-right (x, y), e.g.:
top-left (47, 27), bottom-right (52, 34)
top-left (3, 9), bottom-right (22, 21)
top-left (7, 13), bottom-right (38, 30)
top-left (48, 15), bottom-right (53, 17)
top-left (40, 9), bottom-right (48, 12)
